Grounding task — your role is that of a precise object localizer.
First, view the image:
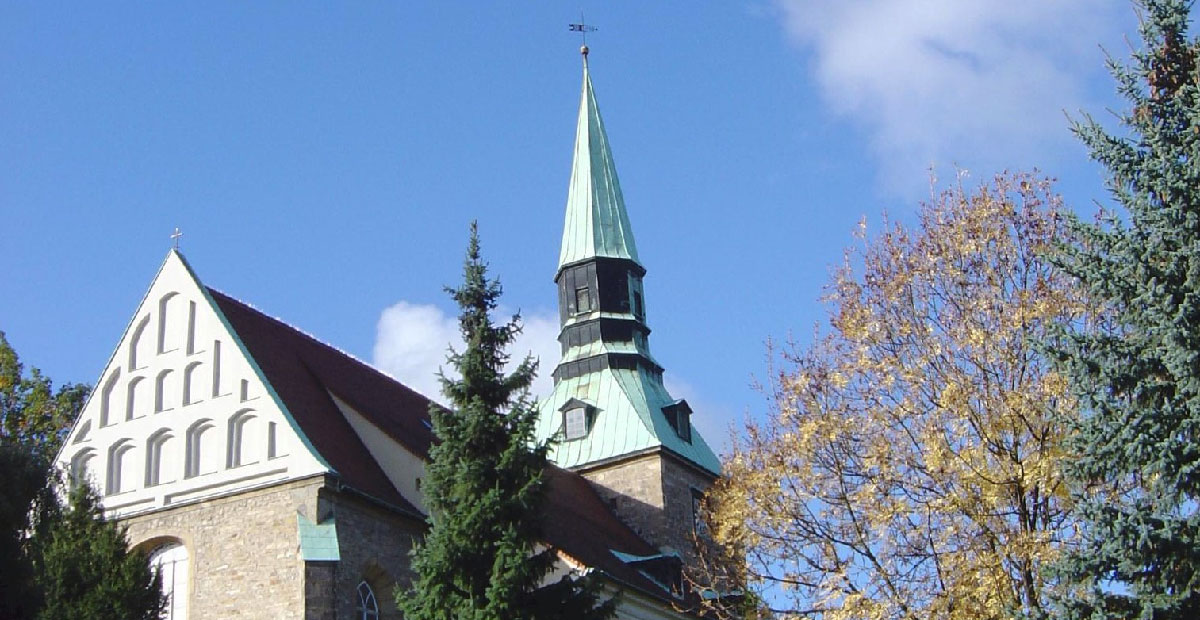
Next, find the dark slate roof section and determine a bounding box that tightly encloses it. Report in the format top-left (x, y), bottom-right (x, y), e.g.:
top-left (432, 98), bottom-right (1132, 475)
top-left (208, 288), bottom-right (698, 613)
top-left (209, 288), bottom-right (430, 515)
top-left (541, 467), bottom-right (692, 607)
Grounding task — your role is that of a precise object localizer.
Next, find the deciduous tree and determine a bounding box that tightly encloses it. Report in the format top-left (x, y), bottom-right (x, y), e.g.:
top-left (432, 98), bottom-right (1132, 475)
top-left (1, 331), bottom-right (89, 458)
top-left (705, 173), bottom-right (1085, 620)
top-left (1050, 1), bottom-right (1200, 617)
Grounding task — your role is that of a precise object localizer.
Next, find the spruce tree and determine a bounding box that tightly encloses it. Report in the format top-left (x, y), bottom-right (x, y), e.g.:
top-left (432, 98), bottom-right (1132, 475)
top-left (33, 482), bottom-right (163, 620)
top-left (398, 223), bottom-right (613, 620)
top-left (1052, 1), bottom-right (1200, 617)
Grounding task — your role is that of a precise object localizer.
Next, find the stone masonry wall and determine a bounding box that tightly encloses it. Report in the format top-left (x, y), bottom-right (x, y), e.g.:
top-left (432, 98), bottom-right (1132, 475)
top-left (325, 491), bottom-right (423, 620)
top-left (581, 450), bottom-right (716, 568)
top-left (122, 476), bottom-right (325, 619)
top-left (581, 452), bottom-right (667, 548)
top-left (658, 452), bottom-right (717, 568)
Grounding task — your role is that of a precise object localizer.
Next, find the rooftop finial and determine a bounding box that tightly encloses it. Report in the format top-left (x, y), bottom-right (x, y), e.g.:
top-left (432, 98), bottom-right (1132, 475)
top-left (170, 227), bottom-right (183, 250)
top-left (568, 15), bottom-right (596, 60)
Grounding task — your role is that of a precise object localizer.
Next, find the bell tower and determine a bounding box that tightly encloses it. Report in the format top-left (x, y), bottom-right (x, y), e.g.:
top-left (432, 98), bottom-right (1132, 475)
top-left (534, 47), bottom-right (721, 564)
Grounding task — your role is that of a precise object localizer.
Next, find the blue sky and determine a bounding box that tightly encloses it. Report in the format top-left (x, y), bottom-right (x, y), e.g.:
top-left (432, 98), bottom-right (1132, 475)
top-left (1, 2), bottom-right (1140, 451)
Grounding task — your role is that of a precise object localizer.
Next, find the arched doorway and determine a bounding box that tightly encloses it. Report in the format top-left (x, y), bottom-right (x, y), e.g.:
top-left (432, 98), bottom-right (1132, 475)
top-left (148, 541), bottom-right (188, 619)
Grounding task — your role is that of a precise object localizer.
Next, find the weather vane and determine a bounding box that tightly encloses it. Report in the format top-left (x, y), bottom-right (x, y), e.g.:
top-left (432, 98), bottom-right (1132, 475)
top-left (568, 14), bottom-right (597, 54)
top-left (170, 227), bottom-right (183, 250)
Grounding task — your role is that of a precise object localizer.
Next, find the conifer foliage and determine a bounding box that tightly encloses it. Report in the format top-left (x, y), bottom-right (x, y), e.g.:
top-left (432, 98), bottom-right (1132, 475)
top-left (399, 223), bottom-right (613, 620)
top-left (0, 332), bottom-right (162, 620)
top-left (1052, 1), bottom-right (1200, 617)
top-left (34, 484), bottom-right (163, 620)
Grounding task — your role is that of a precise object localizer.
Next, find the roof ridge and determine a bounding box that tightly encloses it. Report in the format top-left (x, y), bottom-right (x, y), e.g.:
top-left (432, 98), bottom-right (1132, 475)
top-left (205, 286), bottom-right (437, 404)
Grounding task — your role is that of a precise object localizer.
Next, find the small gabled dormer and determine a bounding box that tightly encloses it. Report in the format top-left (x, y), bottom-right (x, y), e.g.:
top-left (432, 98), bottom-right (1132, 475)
top-left (661, 400), bottom-right (692, 444)
top-left (559, 398), bottom-right (595, 441)
top-left (611, 550), bottom-right (685, 597)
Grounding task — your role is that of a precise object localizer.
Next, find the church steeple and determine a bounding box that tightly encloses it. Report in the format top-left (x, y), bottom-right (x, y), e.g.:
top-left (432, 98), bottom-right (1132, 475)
top-left (536, 50), bottom-right (720, 477)
top-left (535, 47), bottom-right (720, 561)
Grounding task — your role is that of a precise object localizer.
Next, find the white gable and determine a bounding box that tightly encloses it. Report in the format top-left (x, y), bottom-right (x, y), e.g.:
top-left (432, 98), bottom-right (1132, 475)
top-left (56, 250), bottom-right (328, 518)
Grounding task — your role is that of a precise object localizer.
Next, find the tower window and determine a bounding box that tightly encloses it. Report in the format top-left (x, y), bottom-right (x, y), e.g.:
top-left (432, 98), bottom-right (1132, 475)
top-left (662, 401), bottom-right (693, 444)
top-left (564, 407), bottom-right (588, 440)
top-left (575, 286), bottom-right (592, 313)
top-left (632, 291), bottom-right (644, 319)
top-left (559, 398), bottom-right (593, 440)
top-left (692, 488), bottom-right (708, 537)
top-left (676, 410), bottom-right (692, 442)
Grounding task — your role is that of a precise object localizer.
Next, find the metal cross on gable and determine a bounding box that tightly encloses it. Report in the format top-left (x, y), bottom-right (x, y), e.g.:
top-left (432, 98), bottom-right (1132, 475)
top-left (170, 227), bottom-right (183, 249)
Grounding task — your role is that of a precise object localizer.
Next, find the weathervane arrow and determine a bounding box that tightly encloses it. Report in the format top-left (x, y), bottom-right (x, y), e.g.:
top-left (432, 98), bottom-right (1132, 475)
top-left (568, 17), bottom-right (597, 46)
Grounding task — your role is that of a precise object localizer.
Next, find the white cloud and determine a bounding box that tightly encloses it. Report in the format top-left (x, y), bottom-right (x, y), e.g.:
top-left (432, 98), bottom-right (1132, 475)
top-left (372, 301), bottom-right (737, 458)
top-left (775, 0), bottom-right (1127, 191)
top-left (372, 301), bottom-right (561, 404)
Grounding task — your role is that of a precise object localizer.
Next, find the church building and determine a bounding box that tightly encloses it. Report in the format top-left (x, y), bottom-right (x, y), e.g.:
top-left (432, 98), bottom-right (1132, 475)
top-left (53, 47), bottom-right (721, 619)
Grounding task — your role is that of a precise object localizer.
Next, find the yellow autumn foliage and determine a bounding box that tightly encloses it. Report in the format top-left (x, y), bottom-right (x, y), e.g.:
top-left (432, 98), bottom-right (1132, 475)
top-left (701, 173), bottom-right (1086, 620)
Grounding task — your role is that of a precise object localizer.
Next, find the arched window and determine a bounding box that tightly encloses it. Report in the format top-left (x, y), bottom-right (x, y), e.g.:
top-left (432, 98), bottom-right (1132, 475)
top-left (155, 369), bottom-right (176, 413)
top-left (126, 375), bottom-right (147, 421)
top-left (145, 429), bottom-right (175, 487)
top-left (70, 448), bottom-right (97, 490)
top-left (157, 292), bottom-right (181, 354)
top-left (226, 409), bottom-right (261, 468)
top-left (182, 361), bottom-right (205, 406)
top-left (99, 369), bottom-right (120, 427)
top-left (184, 420), bottom-right (217, 478)
top-left (149, 541), bottom-right (189, 620)
top-left (106, 439), bottom-right (136, 495)
top-left (128, 314), bottom-right (152, 370)
top-left (355, 581), bottom-right (379, 619)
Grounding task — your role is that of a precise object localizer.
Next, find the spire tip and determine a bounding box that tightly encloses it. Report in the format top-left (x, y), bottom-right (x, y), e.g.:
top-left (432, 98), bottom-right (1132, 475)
top-left (581, 44), bottom-right (589, 58)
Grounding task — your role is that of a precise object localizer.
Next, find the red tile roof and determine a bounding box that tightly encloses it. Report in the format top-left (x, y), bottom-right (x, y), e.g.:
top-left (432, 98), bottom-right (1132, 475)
top-left (208, 288), bottom-right (699, 612)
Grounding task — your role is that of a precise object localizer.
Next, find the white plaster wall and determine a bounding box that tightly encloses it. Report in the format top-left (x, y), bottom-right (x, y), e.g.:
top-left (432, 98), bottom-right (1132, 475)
top-left (55, 252), bottom-right (328, 518)
top-left (331, 393), bottom-right (427, 514)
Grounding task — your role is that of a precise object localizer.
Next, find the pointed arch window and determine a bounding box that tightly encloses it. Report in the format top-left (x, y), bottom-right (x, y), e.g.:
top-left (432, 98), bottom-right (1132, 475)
top-left (355, 581), bottom-right (379, 619)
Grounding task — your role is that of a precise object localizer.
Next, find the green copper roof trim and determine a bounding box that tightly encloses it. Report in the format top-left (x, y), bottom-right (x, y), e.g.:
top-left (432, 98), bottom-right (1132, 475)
top-left (558, 57), bottom-right (640, 272)
top-left (297, 513), bottom-right (340, 562)
top-left (558, 339), bottom-right (660, 367)
top-left (536, 366), bottom-right (721, 476)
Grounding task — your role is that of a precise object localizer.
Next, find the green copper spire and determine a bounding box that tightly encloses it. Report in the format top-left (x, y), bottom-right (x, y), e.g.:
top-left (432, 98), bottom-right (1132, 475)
top-left (558, 51), bottom-right (640, 272)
